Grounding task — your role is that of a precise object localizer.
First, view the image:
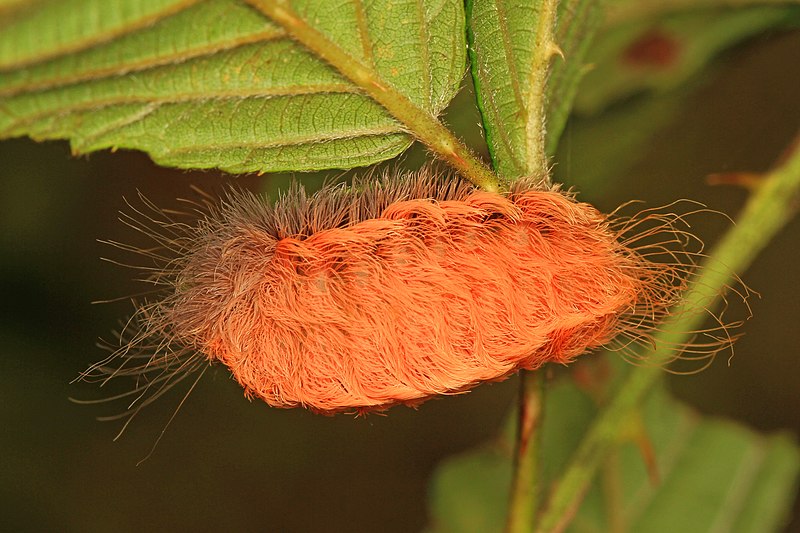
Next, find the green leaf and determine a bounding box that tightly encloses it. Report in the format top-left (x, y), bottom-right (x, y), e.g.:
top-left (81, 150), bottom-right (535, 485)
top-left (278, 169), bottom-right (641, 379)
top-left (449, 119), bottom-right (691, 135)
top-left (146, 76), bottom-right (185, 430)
top-left (0, 0), bottom-right (201, 69)
top-left (574, 5), bottom-right (800, 114)
top-left (427, 374), bottom-right (800, 533)
top-left (0, 0), bottom-right (466, 174)
top-left (427, 448), bottom-right (513, 533)
top-left (466, 0), bottom-right (603, 179)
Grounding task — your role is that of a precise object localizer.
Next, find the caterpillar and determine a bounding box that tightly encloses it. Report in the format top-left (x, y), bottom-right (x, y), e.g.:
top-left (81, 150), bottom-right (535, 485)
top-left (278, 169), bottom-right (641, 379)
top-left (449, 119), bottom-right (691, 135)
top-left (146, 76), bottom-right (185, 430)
top-left (79, 168), bottom-right (731, 422)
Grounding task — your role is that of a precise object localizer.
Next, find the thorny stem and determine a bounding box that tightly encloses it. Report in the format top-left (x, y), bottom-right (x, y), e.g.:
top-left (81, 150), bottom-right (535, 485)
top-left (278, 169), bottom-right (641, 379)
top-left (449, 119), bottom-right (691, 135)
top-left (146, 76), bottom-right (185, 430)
top-left (525, 0), bottom-right (562, 179)
top-left (244, 0), bottom-right (501, 193)
top-left (506, 371), bottom-right (546, 533)
top-left (535, 133), bottom-right (800, 533)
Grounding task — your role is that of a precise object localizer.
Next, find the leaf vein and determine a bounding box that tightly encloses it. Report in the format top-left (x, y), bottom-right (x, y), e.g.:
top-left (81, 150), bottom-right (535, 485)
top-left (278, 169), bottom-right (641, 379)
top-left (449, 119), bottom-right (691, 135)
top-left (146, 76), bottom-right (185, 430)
top-left (0, 29), bottom-right (288, 97)
top-left (415, 0), bottom-right (433, 108)
top-left (74, 101), bottom-right (162, 150)
top-left (4, 84), bottom-right (361, 134)
top-left (0, 0), bottom-right (203, 71)
top-left (352, 0), bottom-right (374, 68)
top-left (161, 125), bottom-right (406, 155)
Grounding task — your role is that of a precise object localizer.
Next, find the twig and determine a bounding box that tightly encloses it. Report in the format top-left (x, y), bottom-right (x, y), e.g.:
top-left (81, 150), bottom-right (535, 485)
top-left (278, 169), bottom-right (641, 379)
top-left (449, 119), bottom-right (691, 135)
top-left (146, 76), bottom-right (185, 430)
top-left (506, 370), bottom-right (547, 533)
top-left (525, 0), bottom-right (562, 179)
top-left (534, 132), bottom-right (800, 533)
top-left (505, 3), bottom-right (562, 531)
top-left (603, 0), bottom-right (797, 27)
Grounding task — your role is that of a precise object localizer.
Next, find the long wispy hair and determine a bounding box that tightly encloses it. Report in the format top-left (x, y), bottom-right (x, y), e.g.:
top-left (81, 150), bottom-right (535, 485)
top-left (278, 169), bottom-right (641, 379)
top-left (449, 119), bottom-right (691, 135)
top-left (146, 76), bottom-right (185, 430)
top-left (76, 167), bottom-right (743, 435)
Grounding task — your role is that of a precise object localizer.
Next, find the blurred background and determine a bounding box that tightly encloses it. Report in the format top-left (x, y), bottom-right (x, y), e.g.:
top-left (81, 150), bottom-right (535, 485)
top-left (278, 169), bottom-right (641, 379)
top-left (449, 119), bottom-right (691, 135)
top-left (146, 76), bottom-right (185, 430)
top-left (1, 27), bottom-right (799, 533)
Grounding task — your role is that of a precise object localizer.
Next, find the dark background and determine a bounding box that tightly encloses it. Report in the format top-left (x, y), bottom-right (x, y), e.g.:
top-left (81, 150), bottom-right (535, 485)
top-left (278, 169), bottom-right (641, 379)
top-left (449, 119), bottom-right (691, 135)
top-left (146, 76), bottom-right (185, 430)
top-left (1, 30), bottom-right (798, 533)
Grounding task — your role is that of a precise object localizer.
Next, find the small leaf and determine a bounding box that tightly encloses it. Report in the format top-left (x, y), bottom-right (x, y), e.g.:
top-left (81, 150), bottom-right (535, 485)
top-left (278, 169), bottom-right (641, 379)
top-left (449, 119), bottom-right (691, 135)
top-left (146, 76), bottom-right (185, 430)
top-left (0, 0), bottom-right (466, 174)
top-left (427, 447), bottom-right (513, 533)
top-left (466, 0), bottom-right (603, 178)
top-left (574, 5), bottom-right (800, 114)
top-left (426, 373), bottom-right (800, 533)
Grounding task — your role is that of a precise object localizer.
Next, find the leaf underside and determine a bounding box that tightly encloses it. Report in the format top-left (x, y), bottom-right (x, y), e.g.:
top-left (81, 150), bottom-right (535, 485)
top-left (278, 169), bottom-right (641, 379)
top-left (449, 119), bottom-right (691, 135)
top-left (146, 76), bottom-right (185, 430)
top-left (427, 377), bottom-right (800, 533)
top-left (0, 0), bottom-right (466, 174)
top-left (466, 0), bottom-right (603, 179)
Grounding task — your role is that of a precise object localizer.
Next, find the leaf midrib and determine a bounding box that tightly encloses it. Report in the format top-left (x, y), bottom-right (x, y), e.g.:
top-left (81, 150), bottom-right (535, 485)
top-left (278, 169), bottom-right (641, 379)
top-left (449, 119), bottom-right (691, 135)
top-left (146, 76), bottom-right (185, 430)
top-left (707, 437), bottom-right (767, 533)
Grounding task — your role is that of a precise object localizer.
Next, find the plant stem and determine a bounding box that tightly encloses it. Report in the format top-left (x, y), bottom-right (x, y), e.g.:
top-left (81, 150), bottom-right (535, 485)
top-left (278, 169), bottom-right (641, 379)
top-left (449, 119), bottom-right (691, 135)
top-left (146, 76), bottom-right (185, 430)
top-left (525, 0), bottom-right (561, 179)
top-left (604, 0), bottom-right (797, 27)
top-left (601, 450), bottom-right (625, 533)
top-left (244, 0), bottom-right (500, 192)
top-left (535, 133), bottom-right (800, 533)
top-left (504, 3), bottom-right (563, 531)
top-left (506, 370), bottom-right (546, 533)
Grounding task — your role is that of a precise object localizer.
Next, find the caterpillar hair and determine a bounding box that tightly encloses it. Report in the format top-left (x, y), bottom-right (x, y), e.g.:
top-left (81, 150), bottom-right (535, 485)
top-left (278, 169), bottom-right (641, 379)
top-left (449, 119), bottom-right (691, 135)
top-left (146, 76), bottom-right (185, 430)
top-left (77, 168), bottom-right (741, 429)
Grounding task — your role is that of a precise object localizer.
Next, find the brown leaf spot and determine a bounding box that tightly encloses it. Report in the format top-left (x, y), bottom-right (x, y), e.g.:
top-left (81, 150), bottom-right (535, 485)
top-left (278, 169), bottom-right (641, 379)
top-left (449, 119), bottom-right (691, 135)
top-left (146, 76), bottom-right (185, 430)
top-left (622, 29), bottom-right (680, 68)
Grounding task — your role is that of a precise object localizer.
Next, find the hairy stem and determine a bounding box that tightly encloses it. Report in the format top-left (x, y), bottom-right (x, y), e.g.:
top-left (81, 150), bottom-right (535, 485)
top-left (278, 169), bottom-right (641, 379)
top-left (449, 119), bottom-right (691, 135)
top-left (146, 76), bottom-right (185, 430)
top-left (244, 0), bottom-right (500, 192)
top-left (525, 0), bottom-right (561, 178)
top-left (535, 133), bottom-right (800, 533)
top-left (506, 370), bottom-right (546, 533)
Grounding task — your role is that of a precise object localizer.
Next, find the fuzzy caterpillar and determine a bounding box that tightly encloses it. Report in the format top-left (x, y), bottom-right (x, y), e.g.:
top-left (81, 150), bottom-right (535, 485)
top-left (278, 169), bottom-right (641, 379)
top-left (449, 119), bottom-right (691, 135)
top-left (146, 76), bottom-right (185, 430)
top-left (81, 169), bottom-right (732, 420)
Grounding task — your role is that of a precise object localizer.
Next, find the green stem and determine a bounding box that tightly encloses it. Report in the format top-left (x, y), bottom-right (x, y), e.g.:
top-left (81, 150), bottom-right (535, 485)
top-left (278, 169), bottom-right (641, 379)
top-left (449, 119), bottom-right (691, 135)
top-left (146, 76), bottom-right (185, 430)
top-left (525, 0), bottom-right (561, 179)
top-left (506, 370), bottom-right (546, 533)
top-left (604, 0), bottom-right (799, 27)
top-left (535, 133), bottom-right (800, 533)
top-left (244, 0), bottom-right (500, 192)
top-left (601, 451), bottom-right (625, 533)
top-left (504, 3), bottom-right (562, 531)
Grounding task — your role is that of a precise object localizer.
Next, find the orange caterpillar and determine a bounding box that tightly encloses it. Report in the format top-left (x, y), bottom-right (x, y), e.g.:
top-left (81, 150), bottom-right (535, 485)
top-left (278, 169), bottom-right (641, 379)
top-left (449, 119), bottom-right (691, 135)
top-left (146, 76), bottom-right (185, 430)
top-left (83, 169), bottom-right (717, 418)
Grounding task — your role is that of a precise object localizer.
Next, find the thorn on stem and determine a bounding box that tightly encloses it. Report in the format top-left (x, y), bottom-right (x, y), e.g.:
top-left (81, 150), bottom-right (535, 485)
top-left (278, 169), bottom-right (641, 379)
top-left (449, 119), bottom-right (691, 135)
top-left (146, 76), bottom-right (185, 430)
top-left (547, 42), bottom-right (565, 61)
